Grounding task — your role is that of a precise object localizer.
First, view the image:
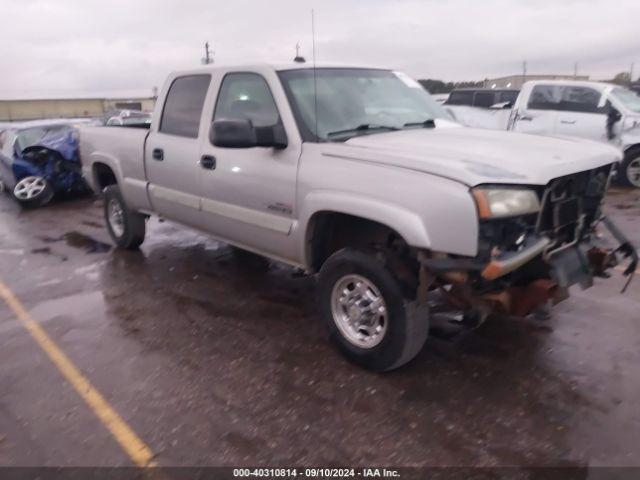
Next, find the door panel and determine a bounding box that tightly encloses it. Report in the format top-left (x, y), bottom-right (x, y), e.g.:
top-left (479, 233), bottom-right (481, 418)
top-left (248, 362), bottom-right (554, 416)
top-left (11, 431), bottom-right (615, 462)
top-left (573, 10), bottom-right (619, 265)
top-left (512, 108), bottom-right (558, 135)
top-left (198, 72), bottom-right (300, 260)
top-left (553, 86), bottom-right (608, 141)
top-left (145, 74), bottom-right (211, 227)
top-left (555, 112), bottom-right (607, 141)
top-left (512, 84), bottom-right (561, 135)
top-left (145, 133), bottom-right (202, 226)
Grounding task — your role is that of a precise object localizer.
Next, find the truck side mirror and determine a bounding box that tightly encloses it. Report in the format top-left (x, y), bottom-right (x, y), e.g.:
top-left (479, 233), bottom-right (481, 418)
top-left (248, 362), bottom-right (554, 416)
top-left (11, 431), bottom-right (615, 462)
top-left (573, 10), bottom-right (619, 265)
top-left (211, 118), bottom-right (288, 149)
top-left (606, 107), bottom-right (622, 140)
top-left (211, 118), bottom-right (257, 148)
top-left (255, 124), bottom-right (288, 149)
top-left (489, 102), bottom-right (513, 110)
top-left (608, 107), bottom-right (622, 123)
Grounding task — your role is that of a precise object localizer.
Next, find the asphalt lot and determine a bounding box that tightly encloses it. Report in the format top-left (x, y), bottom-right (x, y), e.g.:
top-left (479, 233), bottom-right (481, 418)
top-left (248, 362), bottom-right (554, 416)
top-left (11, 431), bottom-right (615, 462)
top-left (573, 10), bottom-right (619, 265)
top-left (0, 188), bottom-right (639, 469)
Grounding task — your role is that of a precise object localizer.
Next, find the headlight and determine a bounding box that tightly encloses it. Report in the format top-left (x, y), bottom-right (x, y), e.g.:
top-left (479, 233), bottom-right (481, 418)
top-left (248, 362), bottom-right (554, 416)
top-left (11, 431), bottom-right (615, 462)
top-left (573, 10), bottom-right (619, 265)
top-left (472, 187), bottom-right (540, 219)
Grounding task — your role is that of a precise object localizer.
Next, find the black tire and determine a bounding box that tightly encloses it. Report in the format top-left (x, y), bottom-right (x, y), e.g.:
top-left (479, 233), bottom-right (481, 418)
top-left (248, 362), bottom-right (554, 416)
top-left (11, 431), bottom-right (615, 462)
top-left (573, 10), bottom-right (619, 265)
top-left (618, 151), bottom-right (640, 188)
top-left (12, 176), bottom-right (54, 208)
top-left (103, 185), bottom-right (146, 249)
top-left (317, 249), bottom-right (429, 372)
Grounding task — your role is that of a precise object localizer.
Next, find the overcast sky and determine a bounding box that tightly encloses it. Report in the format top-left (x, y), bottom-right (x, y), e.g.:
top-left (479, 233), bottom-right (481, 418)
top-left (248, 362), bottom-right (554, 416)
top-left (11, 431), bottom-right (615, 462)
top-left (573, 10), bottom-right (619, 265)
top-left (1, 0), bottom-right (639, 98)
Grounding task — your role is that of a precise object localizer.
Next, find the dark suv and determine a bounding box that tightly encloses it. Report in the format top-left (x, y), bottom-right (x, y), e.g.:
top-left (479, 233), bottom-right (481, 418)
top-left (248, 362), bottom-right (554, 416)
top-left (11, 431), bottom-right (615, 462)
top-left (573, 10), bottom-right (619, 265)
top-left (445, 88), bottom-right (520, 108)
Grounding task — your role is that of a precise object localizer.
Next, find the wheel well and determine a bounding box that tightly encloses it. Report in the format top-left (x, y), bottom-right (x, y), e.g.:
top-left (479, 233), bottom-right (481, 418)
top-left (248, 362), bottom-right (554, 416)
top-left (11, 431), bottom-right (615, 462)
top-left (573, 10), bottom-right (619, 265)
top-left (307, 212), bottom-right (409, 272)
top-left (624, 144), bottom-right (640, 159)
top-left (93, 163), bottom-right (117, 190)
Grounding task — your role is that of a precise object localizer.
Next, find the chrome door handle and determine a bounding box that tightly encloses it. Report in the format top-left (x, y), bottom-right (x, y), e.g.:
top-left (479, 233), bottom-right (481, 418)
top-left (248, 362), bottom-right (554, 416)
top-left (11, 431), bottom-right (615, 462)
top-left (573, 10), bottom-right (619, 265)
top-left (560, 120), bottom-right (576, 125)
top-left (518, 115), bottom-right (533, 122)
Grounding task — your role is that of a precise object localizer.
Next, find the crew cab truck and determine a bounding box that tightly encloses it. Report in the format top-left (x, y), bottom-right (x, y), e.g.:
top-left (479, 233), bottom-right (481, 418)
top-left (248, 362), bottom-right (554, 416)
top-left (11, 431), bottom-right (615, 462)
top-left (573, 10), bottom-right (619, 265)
top-left (445, 80), bottom-right (640, 188)
top-left (79, 64), bottom-right (638, 371)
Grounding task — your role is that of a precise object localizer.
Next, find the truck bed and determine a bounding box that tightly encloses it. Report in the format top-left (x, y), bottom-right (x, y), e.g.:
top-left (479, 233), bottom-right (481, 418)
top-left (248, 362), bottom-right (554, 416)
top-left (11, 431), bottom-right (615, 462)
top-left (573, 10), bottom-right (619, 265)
top-left (79, 125), bottom-right (152, 212)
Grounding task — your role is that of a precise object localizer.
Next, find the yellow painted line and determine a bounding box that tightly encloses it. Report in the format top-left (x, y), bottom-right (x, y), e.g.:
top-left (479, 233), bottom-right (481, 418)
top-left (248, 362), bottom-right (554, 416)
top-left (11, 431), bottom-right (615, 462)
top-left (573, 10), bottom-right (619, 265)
top-left (0, 279), bottom-right (156, 467)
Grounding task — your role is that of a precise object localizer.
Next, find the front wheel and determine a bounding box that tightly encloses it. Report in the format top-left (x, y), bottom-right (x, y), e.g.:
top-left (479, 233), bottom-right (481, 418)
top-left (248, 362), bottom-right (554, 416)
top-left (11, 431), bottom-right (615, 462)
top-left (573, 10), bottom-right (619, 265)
top-left (103, 185), bottom-right (146, 249)
top-left (619, 153), bottom-right (640, 188)
top-left (317, 249), bottom-right (429, 372)
top-left (13, 176), bottom-right (54, 208)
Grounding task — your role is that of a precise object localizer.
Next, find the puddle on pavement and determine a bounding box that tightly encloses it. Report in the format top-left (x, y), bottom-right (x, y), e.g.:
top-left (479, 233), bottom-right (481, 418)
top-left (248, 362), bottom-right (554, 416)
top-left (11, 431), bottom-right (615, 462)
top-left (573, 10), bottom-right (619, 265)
top-left (34, 231), bottom-right (111, 254)
top-left (63, 231), bottom-right (111, 253)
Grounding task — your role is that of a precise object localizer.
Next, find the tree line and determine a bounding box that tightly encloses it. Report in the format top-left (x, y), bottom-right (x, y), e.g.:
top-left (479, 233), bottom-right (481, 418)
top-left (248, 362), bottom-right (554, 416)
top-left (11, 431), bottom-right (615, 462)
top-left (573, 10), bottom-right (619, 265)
top-left (418, 72), bottom-right (639, 95)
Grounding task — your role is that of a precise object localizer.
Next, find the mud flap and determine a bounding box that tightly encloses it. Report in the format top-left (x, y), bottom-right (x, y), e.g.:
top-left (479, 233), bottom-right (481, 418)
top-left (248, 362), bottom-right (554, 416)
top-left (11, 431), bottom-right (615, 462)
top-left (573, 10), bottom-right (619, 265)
top-left (602, 216), bottom-right (638, 293)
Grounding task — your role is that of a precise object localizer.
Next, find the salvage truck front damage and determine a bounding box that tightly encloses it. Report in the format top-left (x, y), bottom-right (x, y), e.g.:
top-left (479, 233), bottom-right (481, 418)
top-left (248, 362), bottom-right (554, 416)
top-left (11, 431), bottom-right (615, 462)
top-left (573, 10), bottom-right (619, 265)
top-left (419, 164), bottom-right (638, 320)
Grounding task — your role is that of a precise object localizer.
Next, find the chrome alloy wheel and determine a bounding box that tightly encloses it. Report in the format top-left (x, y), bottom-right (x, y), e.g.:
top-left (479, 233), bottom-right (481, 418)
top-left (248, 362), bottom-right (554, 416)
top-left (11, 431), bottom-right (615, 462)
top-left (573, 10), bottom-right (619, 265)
top-left (626, 157), bottom-right (640, 188)
top-left (107, 198), bottom-right (125, 238)
top-left (330, 274), bottom-right (388, 349)
top-left (13, 176), bottom-right (47, 201)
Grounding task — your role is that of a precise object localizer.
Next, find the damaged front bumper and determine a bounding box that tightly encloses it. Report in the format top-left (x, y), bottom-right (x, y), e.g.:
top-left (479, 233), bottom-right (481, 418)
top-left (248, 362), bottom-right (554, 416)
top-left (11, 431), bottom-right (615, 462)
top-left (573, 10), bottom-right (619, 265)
top-left (421, 215), bottom-right (638, 317)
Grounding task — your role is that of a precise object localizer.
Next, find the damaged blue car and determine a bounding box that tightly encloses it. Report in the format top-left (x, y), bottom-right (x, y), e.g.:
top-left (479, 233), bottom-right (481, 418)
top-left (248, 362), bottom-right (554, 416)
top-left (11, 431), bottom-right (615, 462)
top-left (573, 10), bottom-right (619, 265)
top-left (0, 120), bottom-right (90, 207)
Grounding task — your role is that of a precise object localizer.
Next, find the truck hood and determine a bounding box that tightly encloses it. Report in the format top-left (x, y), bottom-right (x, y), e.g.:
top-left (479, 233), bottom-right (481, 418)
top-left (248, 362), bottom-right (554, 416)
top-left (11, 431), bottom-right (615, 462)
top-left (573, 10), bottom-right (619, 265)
top-left (325, 126), bottom-right (621, 187)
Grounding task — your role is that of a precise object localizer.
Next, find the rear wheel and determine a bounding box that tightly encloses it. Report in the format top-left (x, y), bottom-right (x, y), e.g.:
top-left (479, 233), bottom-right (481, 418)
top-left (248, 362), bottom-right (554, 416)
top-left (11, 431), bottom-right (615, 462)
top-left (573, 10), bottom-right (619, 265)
top-left (619, 152), bottom-right (640, 188)
top-left (103, 185), bottom-right (146, 249)
top-left (317, 249), bottom-right (429, 371)
top-left (13, 176), bottom-right (54, 208)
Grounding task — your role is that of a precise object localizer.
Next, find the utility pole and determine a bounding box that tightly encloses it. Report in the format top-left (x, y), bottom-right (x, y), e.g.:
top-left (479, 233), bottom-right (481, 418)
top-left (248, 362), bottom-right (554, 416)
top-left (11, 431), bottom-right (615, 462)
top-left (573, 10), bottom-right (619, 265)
top-left (202, 41), bottom-right (214, 65)
top-left (522, 60), bottom-right (527, 88)
top-left (574, 62), bottom-right (578, 79)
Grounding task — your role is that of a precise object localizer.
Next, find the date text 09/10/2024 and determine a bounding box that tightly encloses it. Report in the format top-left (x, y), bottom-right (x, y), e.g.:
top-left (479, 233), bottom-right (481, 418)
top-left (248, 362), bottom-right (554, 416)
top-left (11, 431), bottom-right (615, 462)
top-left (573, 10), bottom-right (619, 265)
top-left (232, 468), bottom-right (401, 478)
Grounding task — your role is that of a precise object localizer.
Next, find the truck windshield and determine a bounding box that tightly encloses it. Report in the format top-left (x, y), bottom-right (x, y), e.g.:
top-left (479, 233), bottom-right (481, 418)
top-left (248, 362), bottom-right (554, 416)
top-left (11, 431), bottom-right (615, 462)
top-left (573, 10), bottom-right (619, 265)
top-left (611, 87), bottom-right (640, 113)
top-left (278, 68), bottom-right (451, 141)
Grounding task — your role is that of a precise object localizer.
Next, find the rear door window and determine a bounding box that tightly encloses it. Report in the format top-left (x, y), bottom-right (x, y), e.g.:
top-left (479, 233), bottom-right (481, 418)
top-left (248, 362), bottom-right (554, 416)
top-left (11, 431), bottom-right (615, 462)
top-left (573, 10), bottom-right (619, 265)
top-left (446, 91), bottom-right (474, 106)
top-left (472, 91), bottom-right (495, 108)
top-left (498, 91), bottom-right (519, 104)
top-left (160, 74), bottom-right (211, 138)
top-left (560, 86), bottom-right (603, 113)
top-left (527, 85), bottom-right (563, 110)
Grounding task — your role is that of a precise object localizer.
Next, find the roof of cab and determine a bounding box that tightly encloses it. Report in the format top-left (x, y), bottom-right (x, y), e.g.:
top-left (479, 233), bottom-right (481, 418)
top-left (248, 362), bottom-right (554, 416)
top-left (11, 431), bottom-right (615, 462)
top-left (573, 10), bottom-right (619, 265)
top-left (524, 79), bottom-right (617, 91)
top-left (168, 61), bottom-right (392, 77)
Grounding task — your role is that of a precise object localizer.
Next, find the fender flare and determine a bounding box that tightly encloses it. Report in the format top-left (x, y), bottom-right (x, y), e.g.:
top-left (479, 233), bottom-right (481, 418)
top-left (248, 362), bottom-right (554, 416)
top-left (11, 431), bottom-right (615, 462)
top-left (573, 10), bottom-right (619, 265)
top-left (298, 191), bottom-right (432, 267)
top-left (87, 151), bottom-right (124, 190)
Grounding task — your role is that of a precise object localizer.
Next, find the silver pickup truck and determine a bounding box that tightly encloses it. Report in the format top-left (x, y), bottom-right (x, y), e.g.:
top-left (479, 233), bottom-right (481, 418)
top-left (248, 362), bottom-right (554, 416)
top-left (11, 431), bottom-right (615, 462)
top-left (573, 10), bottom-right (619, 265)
top-left (79, 63), bottom-right (637, 371)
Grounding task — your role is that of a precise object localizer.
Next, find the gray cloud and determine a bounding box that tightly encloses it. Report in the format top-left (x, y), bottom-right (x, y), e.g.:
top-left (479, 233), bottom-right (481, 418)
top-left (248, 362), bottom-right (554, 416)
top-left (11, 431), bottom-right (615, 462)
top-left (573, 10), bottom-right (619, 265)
top-left (1, 0), bottom-right (638, 98)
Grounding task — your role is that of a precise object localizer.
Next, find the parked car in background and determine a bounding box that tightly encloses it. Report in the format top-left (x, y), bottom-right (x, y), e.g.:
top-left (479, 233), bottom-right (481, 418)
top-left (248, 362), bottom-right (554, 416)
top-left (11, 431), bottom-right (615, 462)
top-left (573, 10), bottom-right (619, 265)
top-left (445, 88), bottom-right (520, 108)
top-left (79, 63), bottom-right (636, 371)
top-left (0, 120), bottom-right (89, 207)
top-left (443, 88), bottom-right (520, 129)
top-left (445, 81), bottom-right (640, 187)
top-left (102, 109), bottom-right (152, 127)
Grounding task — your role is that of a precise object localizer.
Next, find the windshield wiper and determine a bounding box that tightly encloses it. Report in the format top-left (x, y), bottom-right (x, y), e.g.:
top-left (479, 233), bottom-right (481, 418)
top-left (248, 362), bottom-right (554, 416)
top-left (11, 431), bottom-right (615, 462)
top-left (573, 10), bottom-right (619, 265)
top-left (326, 124), bottom-right (399, 139)
top-left (403, 119), bottom-right (436, 129)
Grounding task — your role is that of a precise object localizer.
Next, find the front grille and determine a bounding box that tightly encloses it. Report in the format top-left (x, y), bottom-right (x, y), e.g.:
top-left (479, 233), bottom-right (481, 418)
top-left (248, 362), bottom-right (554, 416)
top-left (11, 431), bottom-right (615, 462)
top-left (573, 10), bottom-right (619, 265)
top-left (536, 165), bottom-right (612, 253)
